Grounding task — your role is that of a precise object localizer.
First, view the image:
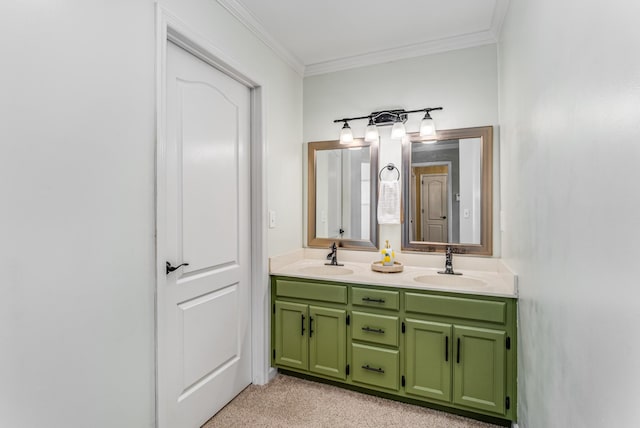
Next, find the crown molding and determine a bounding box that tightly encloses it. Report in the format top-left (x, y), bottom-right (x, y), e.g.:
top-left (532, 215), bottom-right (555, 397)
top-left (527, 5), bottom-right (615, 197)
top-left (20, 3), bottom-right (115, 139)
top-left (304, 30), bottom-right (498, 77)
top-left (216, 0), bottom-right (306, 76)
top-left (489, 0), bottom-right (511, 41)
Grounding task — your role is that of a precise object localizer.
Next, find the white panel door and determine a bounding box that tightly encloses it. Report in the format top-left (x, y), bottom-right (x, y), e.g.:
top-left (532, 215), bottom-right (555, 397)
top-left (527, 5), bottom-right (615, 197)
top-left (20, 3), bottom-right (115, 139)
top-left (421, 174), bottom-right (448, 242)
top-left (161, 41), bottom-right (251, 428)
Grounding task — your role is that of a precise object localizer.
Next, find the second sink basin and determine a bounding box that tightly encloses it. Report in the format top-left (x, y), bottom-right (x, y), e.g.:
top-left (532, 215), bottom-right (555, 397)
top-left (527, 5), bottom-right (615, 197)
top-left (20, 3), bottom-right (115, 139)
top-left (297, 265), bottom-right (354, 276)
top-left (413, 274), bottom-right (487, 288)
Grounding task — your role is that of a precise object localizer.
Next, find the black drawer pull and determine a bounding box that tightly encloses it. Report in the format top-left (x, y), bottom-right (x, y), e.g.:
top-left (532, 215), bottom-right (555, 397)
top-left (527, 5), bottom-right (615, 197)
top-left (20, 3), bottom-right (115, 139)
top-left (301, 314), bottom-right (305, 336)
top-left (445, 336), bottom-right (449, 362)
top-left (361, 326), bottom-right (385, 334)
top-left (309, 316), bottom-right (314, 338)
top-left (362, 297), bottom-right (385, 303)
top-left (361, 364), bottom-right (385, 374)
top-left (457, 338), bottom-right (461, 364)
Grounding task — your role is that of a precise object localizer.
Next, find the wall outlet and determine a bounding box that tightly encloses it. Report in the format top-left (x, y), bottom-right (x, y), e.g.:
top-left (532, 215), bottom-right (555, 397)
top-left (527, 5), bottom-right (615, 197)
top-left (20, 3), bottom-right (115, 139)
top-left (269, 210), bottom-right (276, 228)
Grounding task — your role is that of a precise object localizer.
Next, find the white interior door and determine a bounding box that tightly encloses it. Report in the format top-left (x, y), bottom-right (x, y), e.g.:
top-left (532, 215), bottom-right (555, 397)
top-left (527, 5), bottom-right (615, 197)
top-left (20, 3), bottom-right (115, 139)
top-left (421, 173), bottom-right (448, 242)
top-left (159, 41), bottom-right (251, 428)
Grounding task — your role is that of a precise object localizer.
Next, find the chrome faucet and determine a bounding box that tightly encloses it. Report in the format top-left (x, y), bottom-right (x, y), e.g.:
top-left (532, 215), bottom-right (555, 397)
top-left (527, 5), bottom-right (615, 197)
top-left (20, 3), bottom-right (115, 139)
top-left (325, 242), bottom-right (343, 266)
top-left (438, 246), bottom-right (462, 275)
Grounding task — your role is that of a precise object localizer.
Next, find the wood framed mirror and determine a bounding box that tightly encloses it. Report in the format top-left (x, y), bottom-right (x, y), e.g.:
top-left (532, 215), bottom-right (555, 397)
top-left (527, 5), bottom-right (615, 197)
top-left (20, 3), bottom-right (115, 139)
top-left (402, 126), bottom-right (493, 255)
top-left (308, 138), bottom-right (379, 250)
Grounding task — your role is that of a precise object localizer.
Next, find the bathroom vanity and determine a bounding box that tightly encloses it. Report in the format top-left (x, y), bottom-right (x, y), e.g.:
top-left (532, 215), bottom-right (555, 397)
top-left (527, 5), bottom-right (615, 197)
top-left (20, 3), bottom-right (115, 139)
top-left (270, 255), bottom-right (517, 425)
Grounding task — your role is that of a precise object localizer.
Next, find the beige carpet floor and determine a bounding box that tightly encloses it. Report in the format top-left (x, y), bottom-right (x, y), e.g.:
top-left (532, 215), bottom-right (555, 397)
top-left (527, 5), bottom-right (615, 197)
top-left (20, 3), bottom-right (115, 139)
top-left (202, 374), bottom-right (501, 428)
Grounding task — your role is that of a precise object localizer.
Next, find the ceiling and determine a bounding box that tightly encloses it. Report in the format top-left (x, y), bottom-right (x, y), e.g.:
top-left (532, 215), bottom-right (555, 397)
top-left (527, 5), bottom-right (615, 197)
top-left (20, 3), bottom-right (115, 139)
top-left (217, 0), bottom-right (510, 76)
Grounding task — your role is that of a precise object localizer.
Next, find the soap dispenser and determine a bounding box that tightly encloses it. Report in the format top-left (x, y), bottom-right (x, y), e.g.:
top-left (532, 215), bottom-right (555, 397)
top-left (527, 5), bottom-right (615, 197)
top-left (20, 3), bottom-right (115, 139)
top-left (381, 240), bottom-right (395, 266)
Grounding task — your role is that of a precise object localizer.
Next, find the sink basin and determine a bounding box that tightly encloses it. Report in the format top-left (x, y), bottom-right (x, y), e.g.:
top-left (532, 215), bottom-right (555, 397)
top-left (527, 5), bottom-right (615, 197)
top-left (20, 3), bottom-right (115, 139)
top-left (297, 266), bottom-right (354, 276)
top-left (413, 274), bottom-right (486, 287)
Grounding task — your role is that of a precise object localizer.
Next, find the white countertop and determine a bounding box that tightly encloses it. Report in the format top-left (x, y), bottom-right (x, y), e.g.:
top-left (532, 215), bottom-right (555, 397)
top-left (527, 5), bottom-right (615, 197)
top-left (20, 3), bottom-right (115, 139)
top-left (269, 249), bottom-right (518, 298)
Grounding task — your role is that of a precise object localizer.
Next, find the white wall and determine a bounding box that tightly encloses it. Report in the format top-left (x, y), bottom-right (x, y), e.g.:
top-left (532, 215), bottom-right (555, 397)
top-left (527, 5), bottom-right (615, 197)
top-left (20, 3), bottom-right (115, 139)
top-left (304, 44), bottom-right (499, 254)
top-left (459, 138), bottom-right (481, 243)
top-left (499, 1), bottom-right (640, 426)
top-left (0, 1), bottom-right (302, 427)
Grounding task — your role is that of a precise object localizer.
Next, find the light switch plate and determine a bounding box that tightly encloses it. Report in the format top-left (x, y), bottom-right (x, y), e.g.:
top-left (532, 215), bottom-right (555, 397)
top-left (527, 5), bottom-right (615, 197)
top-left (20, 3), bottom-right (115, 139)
top-left (269, 210), bottom-right (276, 228)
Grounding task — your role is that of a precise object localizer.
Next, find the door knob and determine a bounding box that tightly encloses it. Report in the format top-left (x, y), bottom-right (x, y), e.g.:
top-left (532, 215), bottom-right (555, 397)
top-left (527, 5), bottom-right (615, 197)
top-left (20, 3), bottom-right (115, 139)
top-left (166, 261), bottom-right (189, 275)
top-left (441, 216), bottom-right (447, 219)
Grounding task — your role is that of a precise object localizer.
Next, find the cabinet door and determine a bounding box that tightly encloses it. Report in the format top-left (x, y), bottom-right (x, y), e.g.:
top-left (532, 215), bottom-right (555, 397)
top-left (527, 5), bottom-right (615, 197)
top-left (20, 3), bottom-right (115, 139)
top-left (275, 301), bottom-right (308, 370)
top-left (309, 306), bottom-right (346, 380)
top-left (453, 325), bottom-right (506, 415)
top-left (405, 319), bottom-right (452, 402)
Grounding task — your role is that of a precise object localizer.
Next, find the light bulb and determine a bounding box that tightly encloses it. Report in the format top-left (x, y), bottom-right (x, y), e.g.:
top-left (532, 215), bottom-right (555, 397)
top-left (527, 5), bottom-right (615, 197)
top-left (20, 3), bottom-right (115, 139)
top-left (391, 119), bottom-right (406, 139)
top-left (364, 118), bottom-right (379, 142)
top-left (339, 122), bottom-right (353, 144)
top-left (419, 112), bottom-right (436, 137)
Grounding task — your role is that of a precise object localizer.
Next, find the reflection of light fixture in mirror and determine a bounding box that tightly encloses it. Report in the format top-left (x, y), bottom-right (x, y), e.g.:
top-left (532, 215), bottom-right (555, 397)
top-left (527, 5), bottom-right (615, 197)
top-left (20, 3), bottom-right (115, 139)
top-left (333, 107), bottom-right (442, 143)
top-left (391, 116), bottom-right (406, 139)
top-left (339, 121), bottom-right (353, 144)
top-left (419, 111), bottom-right (436, 137)
top-left (364, 117), bottom-right (379, 142)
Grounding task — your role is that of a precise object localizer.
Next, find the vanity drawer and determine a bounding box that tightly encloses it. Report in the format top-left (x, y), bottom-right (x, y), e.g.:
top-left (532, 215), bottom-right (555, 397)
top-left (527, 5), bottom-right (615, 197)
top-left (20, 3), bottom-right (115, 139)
top-left (351, 311), bottom-right (399, 347)
top-left (352, 287), bottom-right (399, 311)
top-left (276, 279), bottom-right (347, 304)
top-left (351, 343), bottom-right (399, 391)
top-left (405, 292), bottom-right (506, 324)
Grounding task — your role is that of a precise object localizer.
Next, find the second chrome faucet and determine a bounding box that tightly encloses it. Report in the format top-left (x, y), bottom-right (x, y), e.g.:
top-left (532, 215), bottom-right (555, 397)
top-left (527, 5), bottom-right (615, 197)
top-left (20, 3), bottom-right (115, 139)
top-left (325, 242), bottom-right (343, 266)
top-left (438, 246), bottom-right (462, 275)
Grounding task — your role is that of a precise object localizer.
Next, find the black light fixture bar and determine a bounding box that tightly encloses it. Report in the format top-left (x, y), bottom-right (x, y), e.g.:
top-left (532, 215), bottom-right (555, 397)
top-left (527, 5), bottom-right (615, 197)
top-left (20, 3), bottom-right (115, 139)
top-left (333, 107), bottom-right (443, 126)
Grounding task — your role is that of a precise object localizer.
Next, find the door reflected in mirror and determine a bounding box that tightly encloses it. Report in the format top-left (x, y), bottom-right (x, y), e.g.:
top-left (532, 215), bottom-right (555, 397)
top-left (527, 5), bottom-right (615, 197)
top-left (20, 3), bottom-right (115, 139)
top-left (410, 137), bottom-right (481, 244)
top-left (308, 139), bottom-right (379, 250)
top-left (402, 126), bottom-right (493, 255)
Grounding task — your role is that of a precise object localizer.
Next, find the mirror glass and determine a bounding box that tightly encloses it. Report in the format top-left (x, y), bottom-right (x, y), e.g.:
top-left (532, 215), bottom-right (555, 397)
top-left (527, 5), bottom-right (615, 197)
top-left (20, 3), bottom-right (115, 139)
top-left (308, 139), bottom-right (378, 250)
top-left (402, 126), bottom-right (493, 255)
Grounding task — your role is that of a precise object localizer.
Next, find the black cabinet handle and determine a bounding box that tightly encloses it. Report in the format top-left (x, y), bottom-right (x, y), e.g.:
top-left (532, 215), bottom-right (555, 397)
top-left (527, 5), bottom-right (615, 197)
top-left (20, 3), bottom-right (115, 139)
top-left (309, 316), bottom-right (314, 338)
top-left (445, 336), bottom-right (449, 362)
top-left (301, 314), bottom-right (305, 336)
top-left (166, 261), bottom-right (189, 275)
top-left (361, 364), bottom-right (385, 374)
top-left (362, 297), bottom-right (385, 303)
top-left (361, 326), bottom-right (385, 334)
top-left (457, 338), bottom-right (461, 364)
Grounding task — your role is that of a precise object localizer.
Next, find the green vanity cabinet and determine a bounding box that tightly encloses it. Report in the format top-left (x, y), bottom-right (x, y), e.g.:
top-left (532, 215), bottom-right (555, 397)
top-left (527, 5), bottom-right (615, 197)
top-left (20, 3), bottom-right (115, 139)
top-left (274, 301), bottom-right (308, 371)
top-left (308, 306), bottom-right (347, 379)
top-left (404, 320), bottom-right (507, 415)
top-left (404, 291), bottom-right (516, 421)
top-left (453, 325), bottom-right (506, 414)
top-left (405, 319), bottom-right (452, 402)
top-left (271, 275), bottom-right (517, 425)
top-left (273, 279), bottom-right (347, 381)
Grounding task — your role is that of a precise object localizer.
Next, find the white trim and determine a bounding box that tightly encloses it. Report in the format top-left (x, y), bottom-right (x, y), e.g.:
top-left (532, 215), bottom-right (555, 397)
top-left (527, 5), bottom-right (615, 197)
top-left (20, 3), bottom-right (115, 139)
top-left (155, 5), bottom-right (270, 427)
top-left (304, 30), bottom-right (497, 77)
top-left (489, 0), bottom-right (511, 41)
top-left (215, 0), bottom-right (509, 77)
top-left (216, 0), bottom-right (306, 76)
top-left (267, 367), bottom-right (278, 382)
top-left (250, 86), bottom-right (271, 386)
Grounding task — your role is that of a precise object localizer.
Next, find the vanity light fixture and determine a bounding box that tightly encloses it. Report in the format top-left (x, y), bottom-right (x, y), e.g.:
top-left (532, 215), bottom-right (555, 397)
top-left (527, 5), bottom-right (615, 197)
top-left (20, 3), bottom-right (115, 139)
top-left (339, 121), bottom-right (353, 144)
top-left (419, 110), bottom-right (436, 138)
top-left (391, 116), bottom-right (406, 140)
top-left (364, 117), bottom-right (379, 142)
top-left (333, 107), bottom-right (442, 142)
